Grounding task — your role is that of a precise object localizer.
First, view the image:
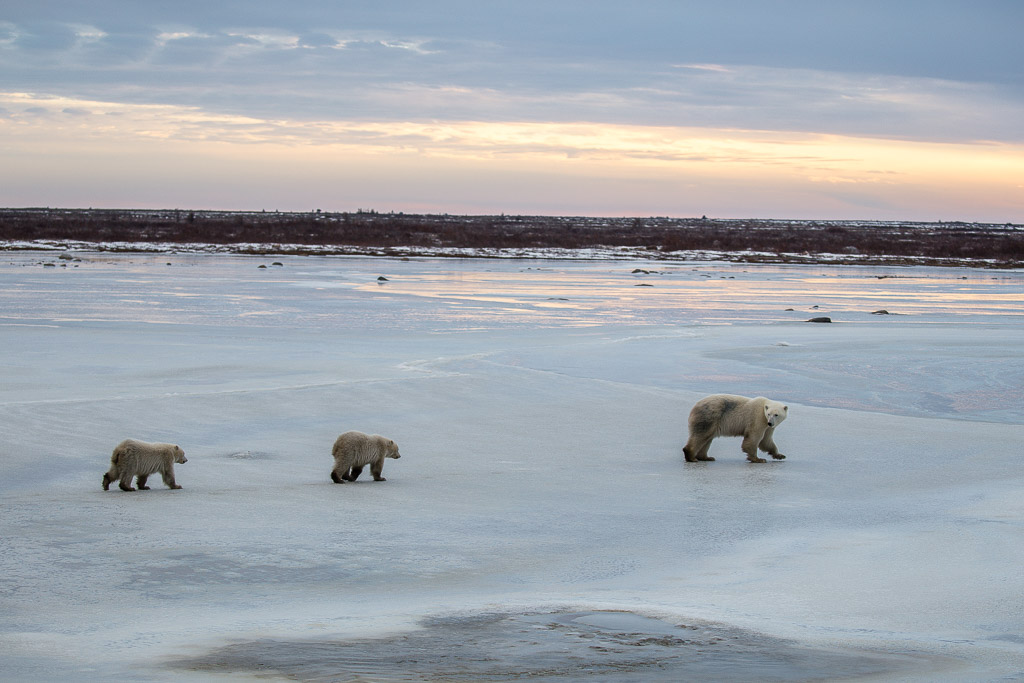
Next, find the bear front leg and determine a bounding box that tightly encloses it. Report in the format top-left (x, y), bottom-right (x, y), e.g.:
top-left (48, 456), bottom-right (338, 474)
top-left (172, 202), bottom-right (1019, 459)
top-left (343, 465), bottom-right (363, 482)
top-left (759, 429), bottom-right (786, 460)
top-left (160, 469), bottom-right (182, 490)
top-left (136, 474), bottom-right (150, 490)
top-left (742, 433), bottom-right (767, 463)
top-left (370, 459), bottom-right (387, 481)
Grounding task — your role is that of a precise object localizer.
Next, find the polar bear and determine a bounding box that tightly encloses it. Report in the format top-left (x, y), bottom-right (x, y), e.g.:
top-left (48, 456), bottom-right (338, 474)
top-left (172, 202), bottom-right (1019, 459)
top-left (102, 439), bottom-right (187, 491)
top-left (331, 431), bottom-right (401, 483)
top-left (683, 395), bottom-right (788, 463)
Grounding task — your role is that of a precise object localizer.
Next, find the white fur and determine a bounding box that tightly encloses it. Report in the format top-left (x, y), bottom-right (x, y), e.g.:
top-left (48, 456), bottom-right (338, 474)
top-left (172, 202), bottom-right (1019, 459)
top-left (683, 394), bottom-right (789, 463)
top-left (103, 439), bottom-right (187, 491)
top-left (331, 431), bottom-right (401, 483)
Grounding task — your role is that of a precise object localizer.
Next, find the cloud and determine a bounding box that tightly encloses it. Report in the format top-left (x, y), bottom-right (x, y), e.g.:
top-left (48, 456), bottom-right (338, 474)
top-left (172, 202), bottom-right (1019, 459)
top-left (10, 21), bottom-right (80, 51)
top-left (296, 32), bottom-right (336, 49)
top-left (675, 64), bottom-right (734, 74)
top-left (0, 3), bottom-right (1021, 219)
top-left (1, 11), bottom-right (1020, 147)
top-left (3, 90), bottom-right (1020, 174)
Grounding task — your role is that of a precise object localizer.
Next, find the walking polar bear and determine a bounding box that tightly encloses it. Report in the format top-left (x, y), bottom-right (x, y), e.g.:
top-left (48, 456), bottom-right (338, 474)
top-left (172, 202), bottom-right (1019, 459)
top-left (103, 439), bottom-right (187, 491)
top-left (683, 394), bottom-right (788, 463)
top-left (331, 431), bottom-right (401, 483)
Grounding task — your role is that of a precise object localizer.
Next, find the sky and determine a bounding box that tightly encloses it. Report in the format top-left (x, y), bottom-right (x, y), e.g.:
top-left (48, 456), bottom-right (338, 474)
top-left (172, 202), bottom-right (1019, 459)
top-left (1, 1), bottom-right (1022, 221)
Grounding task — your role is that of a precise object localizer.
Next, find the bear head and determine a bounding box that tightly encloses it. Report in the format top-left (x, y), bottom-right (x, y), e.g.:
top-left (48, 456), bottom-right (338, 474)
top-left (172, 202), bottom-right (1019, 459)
top-left (386, 439), bottom-right (401, 459)
top-left (763, 401), bottom-right (788, 427)
top-left (173, 445), bottom-right (188, 464)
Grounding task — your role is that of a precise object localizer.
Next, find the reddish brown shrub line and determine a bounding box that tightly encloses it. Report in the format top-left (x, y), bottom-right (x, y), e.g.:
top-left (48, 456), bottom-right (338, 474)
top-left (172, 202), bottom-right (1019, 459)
top-left (1, 208), bottom-right (1021, 264)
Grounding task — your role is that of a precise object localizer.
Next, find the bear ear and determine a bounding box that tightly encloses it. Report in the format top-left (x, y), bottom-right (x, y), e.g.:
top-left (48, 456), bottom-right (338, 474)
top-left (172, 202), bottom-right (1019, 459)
top-left (784, 405), bottom-right (788, 411)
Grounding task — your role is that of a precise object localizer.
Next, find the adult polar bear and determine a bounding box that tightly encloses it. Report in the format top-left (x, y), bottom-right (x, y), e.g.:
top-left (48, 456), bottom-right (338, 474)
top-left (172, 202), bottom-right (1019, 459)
top-left (683, 394), bottom-right (788, 463)
top-left (102, 439), bottom-right (187, 491)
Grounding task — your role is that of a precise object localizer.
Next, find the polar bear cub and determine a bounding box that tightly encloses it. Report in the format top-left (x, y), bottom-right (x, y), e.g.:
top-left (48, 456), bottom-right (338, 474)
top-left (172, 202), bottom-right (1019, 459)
top-left (331, 431), bottom-right (401, 483)
top-left (683, 394), bottom-right (788, 463)
top-left (102, 439), bottom-right (187, 491)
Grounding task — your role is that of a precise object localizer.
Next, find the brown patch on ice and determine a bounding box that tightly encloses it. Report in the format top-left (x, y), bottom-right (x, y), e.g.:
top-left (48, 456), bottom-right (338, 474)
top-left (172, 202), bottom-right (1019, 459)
top-left (170, 610), bottom-right (944, 681)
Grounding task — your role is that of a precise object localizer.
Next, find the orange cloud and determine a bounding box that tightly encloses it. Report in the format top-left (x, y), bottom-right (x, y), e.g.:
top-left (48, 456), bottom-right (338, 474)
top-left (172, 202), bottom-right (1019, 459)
top-left (2, 91), bottom-right (1021, 219)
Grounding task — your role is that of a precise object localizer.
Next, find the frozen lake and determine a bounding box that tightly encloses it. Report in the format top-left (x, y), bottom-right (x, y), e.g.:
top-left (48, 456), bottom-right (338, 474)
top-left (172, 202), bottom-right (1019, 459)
top-left (1, 251), bottom-right (1023, 681)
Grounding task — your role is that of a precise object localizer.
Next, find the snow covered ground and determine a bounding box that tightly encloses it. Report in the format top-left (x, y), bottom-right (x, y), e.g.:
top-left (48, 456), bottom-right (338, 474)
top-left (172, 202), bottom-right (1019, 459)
top-left (1, 251), bottom-right (1022, 681)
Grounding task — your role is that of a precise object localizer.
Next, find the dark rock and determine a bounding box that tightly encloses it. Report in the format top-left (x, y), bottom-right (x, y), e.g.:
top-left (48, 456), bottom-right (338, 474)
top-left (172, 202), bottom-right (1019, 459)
top-left (806, 317), bottom-right (832, 323)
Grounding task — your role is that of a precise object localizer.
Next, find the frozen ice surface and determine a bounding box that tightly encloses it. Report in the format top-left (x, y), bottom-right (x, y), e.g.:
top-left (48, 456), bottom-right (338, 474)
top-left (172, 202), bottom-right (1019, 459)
top-left (1, 252), bottom-right (1023, 681)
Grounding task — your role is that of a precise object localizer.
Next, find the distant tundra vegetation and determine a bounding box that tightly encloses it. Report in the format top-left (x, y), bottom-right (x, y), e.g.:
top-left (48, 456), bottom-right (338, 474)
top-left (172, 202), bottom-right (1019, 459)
top-left (1, 208), bottom-right (1021, 267)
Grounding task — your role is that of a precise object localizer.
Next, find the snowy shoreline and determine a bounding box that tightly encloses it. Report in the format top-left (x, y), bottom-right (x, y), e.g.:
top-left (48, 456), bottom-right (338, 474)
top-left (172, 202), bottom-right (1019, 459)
top-left (1, 237), bottom-right (1016, 268)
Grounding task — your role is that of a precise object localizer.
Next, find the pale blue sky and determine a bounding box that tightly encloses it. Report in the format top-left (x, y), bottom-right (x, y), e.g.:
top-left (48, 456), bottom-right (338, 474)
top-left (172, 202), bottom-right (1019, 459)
top-left (2, 1), bottom-right (1022, 220)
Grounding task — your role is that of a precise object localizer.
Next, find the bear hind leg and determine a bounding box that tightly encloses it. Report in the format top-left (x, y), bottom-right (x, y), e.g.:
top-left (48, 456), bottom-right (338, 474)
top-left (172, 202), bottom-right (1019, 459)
top-left (136, 474), bottom-right (150, 490)
top-left (331, 455), bottom-right (354, 484)
top-left (683, 442), bottom-right (697, 462)
top-left (695, 438), bottom-right (715, 461)
top-left (343, 465), bottom-right (363, 482)
top-left (102, 471), bottom-right (115, 490)
top-left (684, 436), bottom-right (715, 462)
